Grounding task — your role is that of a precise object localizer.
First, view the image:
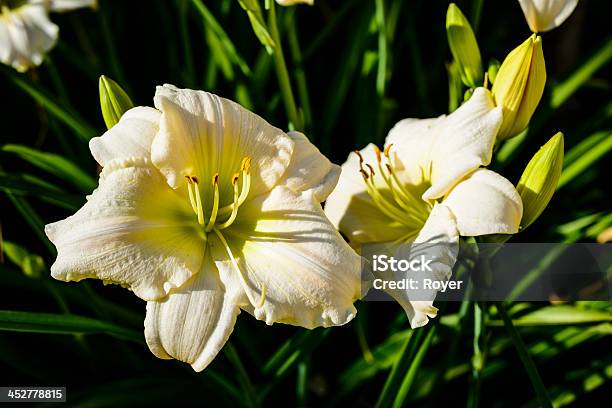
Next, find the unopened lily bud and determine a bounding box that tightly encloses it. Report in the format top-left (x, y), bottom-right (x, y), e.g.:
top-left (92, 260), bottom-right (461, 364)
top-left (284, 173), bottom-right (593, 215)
top-left (2, 241), bottom-right (45, 279)
top-left (446, 3), bottom-right (483, 88)
top-left (518, 0), bottom-right (578, 33)
top-left (487, 58), bottom-right (501, 84)
top-left (99, 75), bottom-right (134, 129)
top-left (492, 35), bottom-right (546, 140)
top-left (516, 132), bottom-right (564, 229)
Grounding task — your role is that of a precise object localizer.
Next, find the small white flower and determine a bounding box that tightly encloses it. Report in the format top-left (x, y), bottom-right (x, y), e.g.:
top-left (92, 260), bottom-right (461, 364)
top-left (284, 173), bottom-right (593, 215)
top-left (325, 88), bottom-right (523, 328)
top-left (518, 0), bottom-right (578, 33)
top-left (46, 85), bottom-right (362, 371)
top-left (0, 0), bottom-right (96, 72)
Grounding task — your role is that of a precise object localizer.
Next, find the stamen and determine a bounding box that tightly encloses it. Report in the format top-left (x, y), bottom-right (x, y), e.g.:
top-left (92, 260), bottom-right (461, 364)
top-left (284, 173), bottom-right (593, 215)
top-left (192, 176), bottom-right (206, 225)
top-left (383, 144), bottom-right (393, 157)
top-left (354, 150), bottom-right (364, 164)
top-left (217, 174), bottom-right (241, 230)
top-left (219, 156), bottom-right (252, 216)
top-left (357, 145), bottom-right (430, 227)
top-left (205, 174), bottom-right (220, 232)
top-left (185, 176), bottom-right (198, 214)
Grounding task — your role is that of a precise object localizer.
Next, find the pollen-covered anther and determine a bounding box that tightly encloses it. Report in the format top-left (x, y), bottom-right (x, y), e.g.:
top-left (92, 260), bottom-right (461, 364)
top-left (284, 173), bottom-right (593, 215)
top-left (383, 144), bottom-right (393, 158)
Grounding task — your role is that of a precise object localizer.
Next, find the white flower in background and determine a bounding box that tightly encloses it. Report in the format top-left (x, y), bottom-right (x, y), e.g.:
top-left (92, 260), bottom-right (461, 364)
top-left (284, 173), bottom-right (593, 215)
top-left (0, 0), bottom-right (96, 72)
top-left (276, 0), bottom-right (313, 6)
top-left (518, 0), bottom-right (578, 32)
top-left (45, 84), bottom-right (362, 371)
top-left (325, 88), bottom-right (523, 328)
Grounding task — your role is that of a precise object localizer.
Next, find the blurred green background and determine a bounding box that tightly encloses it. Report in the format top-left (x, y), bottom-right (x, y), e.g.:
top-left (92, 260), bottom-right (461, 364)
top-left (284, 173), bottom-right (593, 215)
top-left (0, 0), bottom-right (611, 406)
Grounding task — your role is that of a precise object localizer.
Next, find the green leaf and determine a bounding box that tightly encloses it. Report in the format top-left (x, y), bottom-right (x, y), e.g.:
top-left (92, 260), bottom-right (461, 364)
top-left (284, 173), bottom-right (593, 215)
top-left (0, 171), bottom-right (83, 210)
top-left (558, 130), bottom-right (612, 189)
top-left (2, 240), bottom-right (45, 279)
top-left (2, 144), bottom-right (96, 193)
top-left (376, 325), bottom-right (431, 408)
top-left (0, 65), bottom-right (98, 141)
top-left (191, 0), bottom-right (251, 76)
top-left (238, 0), bottom-right (276, 51)
top-left (0, 310), bottom-right (143, 343)
top-left (551, 37), bottom-right (612, 109)
top-left (496, 303), bottom-right (553, 408)
top-left (489, 305), bottom-right (612, 326)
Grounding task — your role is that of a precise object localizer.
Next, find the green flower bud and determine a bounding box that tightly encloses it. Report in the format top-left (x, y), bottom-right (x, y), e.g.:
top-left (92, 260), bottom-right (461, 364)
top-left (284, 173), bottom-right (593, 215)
top-left (446, 3), bottom-right (483, 88)
top-left (516, 132), bottom-right (564, 229)
top-left (2, 240), bottom-right (45, 279)
top-left (99, 75), bottom-right (134, 129)
top-left (487, 58), bottom-right (500, 85)
top-left (492, 35), bottom-right (546, 140)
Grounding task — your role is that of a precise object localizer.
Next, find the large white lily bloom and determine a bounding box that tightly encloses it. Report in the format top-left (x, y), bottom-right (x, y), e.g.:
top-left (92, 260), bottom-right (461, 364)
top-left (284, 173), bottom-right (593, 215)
top-left (324, 88), bottom-right (523, 328)
top-left (518, 0), bottom-right (578, 33)
top-left (45, 84), bottom-right (362, 371)
top-left (0, 0), bottom-right (96, 72)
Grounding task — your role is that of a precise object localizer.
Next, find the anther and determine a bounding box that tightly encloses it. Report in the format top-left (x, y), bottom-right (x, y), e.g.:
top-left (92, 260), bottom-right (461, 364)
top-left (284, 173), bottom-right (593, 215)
top-left (354, 150), bottom-right (364, 164)
top-left (384, 144), bottom-right (393, 158)
top-left (365, 164), bottom-right (375, 178)
top-left (374, 145), bottom-right (382, 163)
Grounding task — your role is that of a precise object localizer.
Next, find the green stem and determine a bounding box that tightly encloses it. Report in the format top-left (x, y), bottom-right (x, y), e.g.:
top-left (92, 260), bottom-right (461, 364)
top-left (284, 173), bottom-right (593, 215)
top-left (225, 343), bottom-right (260, 408)
top-left (267, 2), bottom-right (302, 131)
top-left (496, 302), bottom-right (552, 408)
top-left (286, 9), bottom-right (313, 134)
top-left (376, 325), bottom-right (430, 408)
top-left (392, 325), bottom-right (436, 408)
top-left (99, 0), bottom-right (128, 92)
top-left (178, 0), bottom-right (197, 88)
top-left (468, 302), bottom-right (486, 408)
top-left (374, 0), bottom-right (388, 96)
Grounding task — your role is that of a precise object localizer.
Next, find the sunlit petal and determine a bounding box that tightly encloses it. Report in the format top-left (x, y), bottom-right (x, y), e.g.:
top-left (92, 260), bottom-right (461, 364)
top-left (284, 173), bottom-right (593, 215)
top-left (442, 168), bottom-right (523, 236)
top-left (45, 158), bottom-right (204, 301)
top-left (145, 254), bottom-right (245, 372)
top-left (89, 106), bottom-right (160, 166)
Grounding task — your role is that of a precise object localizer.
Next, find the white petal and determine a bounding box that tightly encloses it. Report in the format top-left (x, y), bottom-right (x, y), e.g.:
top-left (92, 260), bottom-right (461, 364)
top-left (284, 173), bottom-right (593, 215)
top-left (151, 84), bottom-right (293, 199)
top-left (382, 205), bottom-right (459, 328)
top-left (277, 131), bottom-right (340, 202)
top-left (324, 145), bottom-right (411, 244)
top-left (45, 158), bottom-right (205, 301)
top-left (145, 255), bottom-right (244, 372)
top-left (385, 117), bottom-right (442, 186)
top-left (49, 0), bottom-right (97, 13)
top-left (442, 169), bottom-right (523, 236)
top-left (518, 0), bottom-right (578, 32)
top-left (214, 185), bottom-right (362, 329)
top-left (424, 88), bottom-right (503, 200)
top-left (89, 107), bottom-right (160, 166)
top-left (0, 4), bottom-right (58, 72)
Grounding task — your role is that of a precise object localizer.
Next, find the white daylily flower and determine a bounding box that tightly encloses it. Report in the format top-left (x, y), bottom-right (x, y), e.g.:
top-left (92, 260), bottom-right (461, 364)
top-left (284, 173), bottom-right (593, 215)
top-left (518, 0), bottom-right (578, 33)
top-left (0, 0), bottom-right (96, 72)
top-left (276, 0), bottom-right (313, 6)
top-left (45, 85), bottom-right (362, 371)
top-left (325, 88), bottom-right (523, 328)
